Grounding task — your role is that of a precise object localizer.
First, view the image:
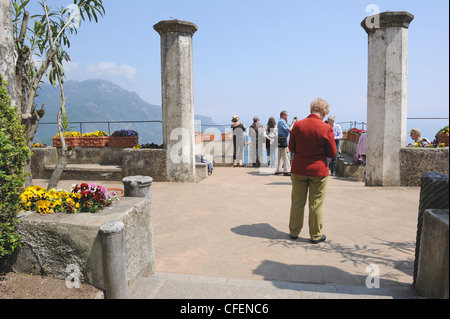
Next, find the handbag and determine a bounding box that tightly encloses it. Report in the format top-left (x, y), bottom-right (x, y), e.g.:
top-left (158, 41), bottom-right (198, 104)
top-left (278, 136), bottom-right (288, 148)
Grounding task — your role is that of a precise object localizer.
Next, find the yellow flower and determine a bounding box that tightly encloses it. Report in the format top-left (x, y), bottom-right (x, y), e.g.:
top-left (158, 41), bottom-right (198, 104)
top-left (82, 131), bottom-right (108, 137)
top-left (20, 191), bottom-right (33, 203)
top-left (70, 192), bottom-right (81, 200)
top-left (59, 191), bottom-right (70, 198)
top-left (36, 200), bottom-right (53, 214)
top-left (54, 132), bottom-right (81, 137)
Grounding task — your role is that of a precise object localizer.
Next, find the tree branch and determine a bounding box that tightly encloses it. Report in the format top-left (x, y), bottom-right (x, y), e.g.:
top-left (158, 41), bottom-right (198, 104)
top-left (18, 10), bottom-right (29, 48)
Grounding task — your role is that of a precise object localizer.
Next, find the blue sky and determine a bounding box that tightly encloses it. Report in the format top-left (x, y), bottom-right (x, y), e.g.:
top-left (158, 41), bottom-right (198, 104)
top-left (33, 0), bottom-right (449, 143)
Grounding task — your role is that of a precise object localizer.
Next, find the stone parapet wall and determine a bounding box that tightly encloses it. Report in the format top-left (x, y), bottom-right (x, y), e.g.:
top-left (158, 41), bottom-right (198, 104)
top-left (57, 147), bottom-right (123, 165)
top-left (400, 148), bottom-right (449, 186)
top-left (122, 149), bottom-right (167, 182)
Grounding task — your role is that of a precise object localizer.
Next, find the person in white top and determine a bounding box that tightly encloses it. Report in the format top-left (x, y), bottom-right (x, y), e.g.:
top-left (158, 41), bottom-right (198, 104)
top-left (327, 115), bottom-right (343, 176)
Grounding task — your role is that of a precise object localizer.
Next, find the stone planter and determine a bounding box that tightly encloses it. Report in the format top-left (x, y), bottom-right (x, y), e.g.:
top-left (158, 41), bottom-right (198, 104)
top-left (13, 197), bottom-right (155, 291)
top-left (437, 133), bottom-right (449, 146)
top-left (79, 136), bottom-right (108, 147)
top-left (52, 136), bottom-right (81, 147)
top-left (108, 136), bottom-right (139, 148)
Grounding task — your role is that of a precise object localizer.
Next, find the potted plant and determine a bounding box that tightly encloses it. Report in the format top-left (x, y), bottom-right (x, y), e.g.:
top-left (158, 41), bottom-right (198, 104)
top-left (52, 131), bottom-right (82, 147)
top-left (435, 125), bottom-right (449, 146)
top-left (79, 131), bottom-right (109, 147)
top-left (108, 129), bottom-right (139, 148)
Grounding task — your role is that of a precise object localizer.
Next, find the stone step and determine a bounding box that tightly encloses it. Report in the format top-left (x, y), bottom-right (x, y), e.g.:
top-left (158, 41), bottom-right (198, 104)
top-left (336, 153), bottom-right (364, 181)
top-left (129, 272), bottom-right (423, 299)
top-left (44, 164), bottom-right (123, 181)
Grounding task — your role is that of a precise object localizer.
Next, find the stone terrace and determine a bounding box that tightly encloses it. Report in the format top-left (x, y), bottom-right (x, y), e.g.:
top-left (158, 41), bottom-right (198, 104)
top-left (34, 166), bottom-right (422, 298)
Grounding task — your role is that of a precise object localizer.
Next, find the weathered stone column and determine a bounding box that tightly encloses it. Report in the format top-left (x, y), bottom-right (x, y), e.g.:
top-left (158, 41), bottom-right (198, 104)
top-left (361, 12), bottom-right (414, 186)
top-left (122, 175), bottom-right (153, 201)
top-left (100, 221), bottom-right (128, 299)
top-left (154, 20), bottom-right (198, 182)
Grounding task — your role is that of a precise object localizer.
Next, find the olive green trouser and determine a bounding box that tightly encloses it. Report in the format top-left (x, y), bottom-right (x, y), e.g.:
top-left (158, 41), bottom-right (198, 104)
top-left (289, 173), bottom-right (328, 241)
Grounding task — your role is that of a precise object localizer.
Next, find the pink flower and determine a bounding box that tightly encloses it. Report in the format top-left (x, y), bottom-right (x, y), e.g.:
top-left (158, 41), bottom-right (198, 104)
top-left (88, 183), bottom-right (98, 193)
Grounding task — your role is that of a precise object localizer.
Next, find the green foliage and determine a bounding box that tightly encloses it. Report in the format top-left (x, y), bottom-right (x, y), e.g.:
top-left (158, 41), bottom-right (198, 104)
top-left (11, 0), bottom-right (105, 120)
top-left (0, 75), bottom-right (31, 258)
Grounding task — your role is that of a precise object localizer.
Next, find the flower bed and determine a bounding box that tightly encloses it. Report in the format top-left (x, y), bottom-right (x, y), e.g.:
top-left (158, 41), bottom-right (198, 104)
top-left (32, 143), bottom-right (47, 148)
top-left (408, 142), bottom-right (447, 148)
top-left (19, 183), bottom-right (119, 214)
top-left (133, 142), bottom-right (163, 149)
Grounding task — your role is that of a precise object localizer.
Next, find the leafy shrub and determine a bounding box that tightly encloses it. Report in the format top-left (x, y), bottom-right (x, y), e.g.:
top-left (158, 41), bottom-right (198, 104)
top-left (0, 75), bottom-right (31, 258)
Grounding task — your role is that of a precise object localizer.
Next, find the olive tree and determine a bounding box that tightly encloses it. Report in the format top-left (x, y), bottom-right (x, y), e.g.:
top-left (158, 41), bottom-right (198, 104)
top-left (12, 0), bottom-right (105, 187)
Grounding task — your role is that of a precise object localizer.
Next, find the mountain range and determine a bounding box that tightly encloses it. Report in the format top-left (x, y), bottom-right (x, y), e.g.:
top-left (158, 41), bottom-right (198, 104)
top-left (33, 79), bottom-right (216, 145)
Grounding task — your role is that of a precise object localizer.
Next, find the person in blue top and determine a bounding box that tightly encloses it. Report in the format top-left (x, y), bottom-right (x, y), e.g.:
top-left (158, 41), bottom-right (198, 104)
top-left (326, 115), bottom-right (343, 176)
top-left (275, 110), bottom-right (297, 176)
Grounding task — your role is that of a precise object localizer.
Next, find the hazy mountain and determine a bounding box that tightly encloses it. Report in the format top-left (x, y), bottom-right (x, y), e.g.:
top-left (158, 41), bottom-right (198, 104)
top-left (33, 79), bottom-right (216, 145)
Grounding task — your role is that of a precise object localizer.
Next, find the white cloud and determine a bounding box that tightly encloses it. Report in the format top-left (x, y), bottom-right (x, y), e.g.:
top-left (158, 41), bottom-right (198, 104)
top-left (86, 61), bottom-right (137, 82)
top-left (63, 61), bottom-right (80, 73)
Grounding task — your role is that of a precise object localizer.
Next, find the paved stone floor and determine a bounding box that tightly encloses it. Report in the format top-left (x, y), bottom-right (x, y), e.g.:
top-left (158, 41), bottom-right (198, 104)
top-left (34, 166), bottom-right (422, 298)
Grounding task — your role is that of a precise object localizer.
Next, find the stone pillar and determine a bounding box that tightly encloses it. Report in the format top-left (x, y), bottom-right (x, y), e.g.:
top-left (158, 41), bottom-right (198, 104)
top-left (154, 20), bottom-right (198, 182)
top-left (122, 175), bottom-right (153, 201)
top-left (361, 12), bottom-right (414, 186)
top-left (100, 221), bottom-right (128, 299)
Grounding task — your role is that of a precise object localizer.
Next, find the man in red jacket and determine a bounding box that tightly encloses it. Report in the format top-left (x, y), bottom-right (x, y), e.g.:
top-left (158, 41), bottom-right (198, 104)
top-left (288, 98), bottom-right (337, 244)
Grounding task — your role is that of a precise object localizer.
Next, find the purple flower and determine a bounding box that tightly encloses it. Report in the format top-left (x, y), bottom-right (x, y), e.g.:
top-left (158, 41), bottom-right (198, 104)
top-left (112, 129), bottom-right (139, 137)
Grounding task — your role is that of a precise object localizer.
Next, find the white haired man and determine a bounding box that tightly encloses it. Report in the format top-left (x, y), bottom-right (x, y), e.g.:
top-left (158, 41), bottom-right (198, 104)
top-left (409, 128), bottom-right (430, 146)
top-left (326, 115), bottom-right (343, 176)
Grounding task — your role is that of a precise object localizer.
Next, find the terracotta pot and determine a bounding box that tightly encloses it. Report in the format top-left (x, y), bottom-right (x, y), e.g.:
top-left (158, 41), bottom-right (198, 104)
top-left (79, 136), bottom-right (108, 147)
top-left (342, 131), bottom-right (348, 140)
top-left (108, 136), bottom-right (139, 148)
top-left (437, 133), bottom-right (449, 146)
top-left (52, 136), bottom-right (81, 147)
top-left (349, 133), bottom-right (360, 143)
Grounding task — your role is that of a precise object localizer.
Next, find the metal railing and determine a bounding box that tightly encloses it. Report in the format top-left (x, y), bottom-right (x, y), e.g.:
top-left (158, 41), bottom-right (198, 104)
top-left (39, 117), bottom-right (449, 135)
top-left (39, 120), bottom-right (163, 135)
top-left (407, 117), bottom-right (449, 120)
